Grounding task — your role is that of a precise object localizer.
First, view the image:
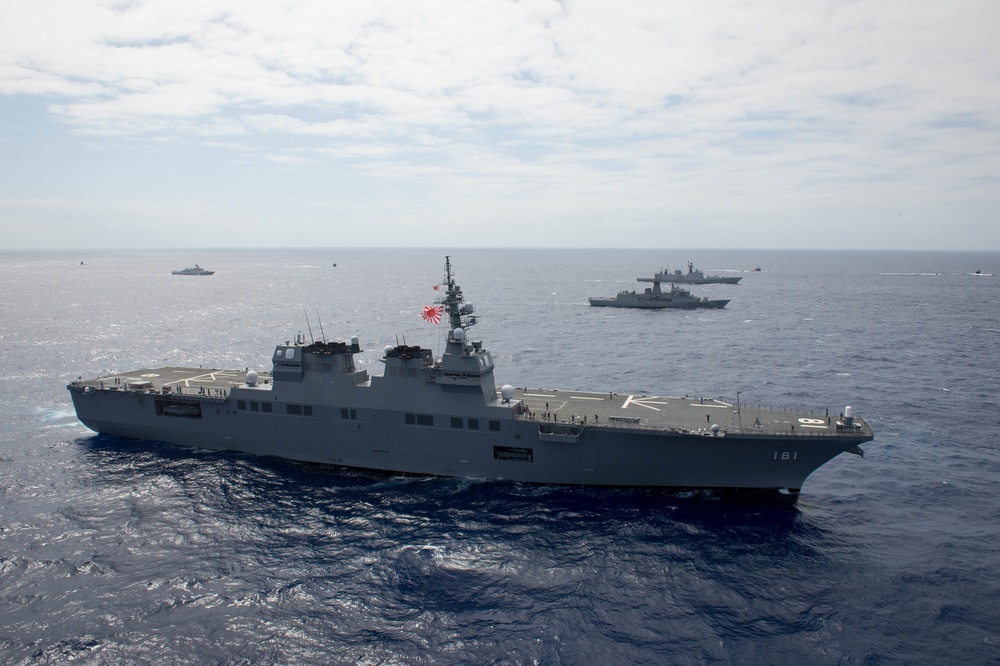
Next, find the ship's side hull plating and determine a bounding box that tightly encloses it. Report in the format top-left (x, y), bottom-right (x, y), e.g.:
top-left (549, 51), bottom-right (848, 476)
top-left (69, 385), bottom-right (865, 491)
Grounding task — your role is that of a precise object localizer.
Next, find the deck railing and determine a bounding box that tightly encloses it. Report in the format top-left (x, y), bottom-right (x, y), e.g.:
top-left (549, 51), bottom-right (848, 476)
top-left (512, 409), bottom-right (872, 439)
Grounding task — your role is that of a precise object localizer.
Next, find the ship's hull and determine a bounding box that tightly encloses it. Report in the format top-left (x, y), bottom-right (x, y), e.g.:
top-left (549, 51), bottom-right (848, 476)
top-left (588, 297), bottom-right (730, 309)
top-left (69, 386), bottom-right (864, 491)
top-left (667, 276), bottom-right (742, 285)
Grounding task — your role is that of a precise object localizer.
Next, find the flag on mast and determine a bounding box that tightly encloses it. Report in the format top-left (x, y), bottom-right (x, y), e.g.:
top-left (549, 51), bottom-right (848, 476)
top-left (421, 305), bottom-right (444, 324)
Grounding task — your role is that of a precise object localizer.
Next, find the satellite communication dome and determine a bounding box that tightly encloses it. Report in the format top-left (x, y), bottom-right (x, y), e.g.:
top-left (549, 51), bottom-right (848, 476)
top-left (384, 345), bottom-right (393, 356)
top-left (453, 328), bottom-right (465, 342)
top-left (501, 384), bottom-right (515, 401)
top-left (246, 370), bottom-right (259, 386)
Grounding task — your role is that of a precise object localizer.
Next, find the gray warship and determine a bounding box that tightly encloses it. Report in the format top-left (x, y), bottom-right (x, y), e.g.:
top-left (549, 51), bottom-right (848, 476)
top-left (589, 272), bottom-right (730, 309)
top-left (171, 264), bottom-right (214, 275)
top-left (660, 262), bottom-right (742, 285)
top-left (68, 257), bottom-right (873, 492)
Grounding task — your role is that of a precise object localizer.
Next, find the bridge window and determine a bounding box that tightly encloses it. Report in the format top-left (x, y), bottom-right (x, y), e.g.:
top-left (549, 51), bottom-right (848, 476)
top-left (405, 413), bottom-right (434, 426)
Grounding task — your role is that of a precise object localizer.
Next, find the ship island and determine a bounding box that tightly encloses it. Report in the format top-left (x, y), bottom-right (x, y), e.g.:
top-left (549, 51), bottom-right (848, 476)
top-left (68, 257), bottom-right (873, 493)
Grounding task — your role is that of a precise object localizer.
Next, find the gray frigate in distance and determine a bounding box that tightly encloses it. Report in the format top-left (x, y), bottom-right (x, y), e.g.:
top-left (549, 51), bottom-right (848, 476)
top-left (171, 264), bottom-right (214, 276)
top-left (589, 271), bottom-right (730, 309)
top-left (68, 257), bottom-right (873, 493)
top-left (660, 261), bottom-right (742, 284)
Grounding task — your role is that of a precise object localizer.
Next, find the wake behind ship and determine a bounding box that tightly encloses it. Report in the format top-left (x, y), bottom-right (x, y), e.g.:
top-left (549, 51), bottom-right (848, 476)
top-left (68, 258), bottom-right (873, 492)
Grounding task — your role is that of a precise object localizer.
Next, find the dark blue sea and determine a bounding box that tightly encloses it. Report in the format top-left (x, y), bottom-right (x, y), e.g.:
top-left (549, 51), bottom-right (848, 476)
top-left (2, 248), bottom-right (999, 665)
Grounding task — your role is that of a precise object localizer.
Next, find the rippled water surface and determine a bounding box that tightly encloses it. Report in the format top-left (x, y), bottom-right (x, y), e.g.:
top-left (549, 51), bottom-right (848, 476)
top-left (2, 248), bottom-right (999, 664)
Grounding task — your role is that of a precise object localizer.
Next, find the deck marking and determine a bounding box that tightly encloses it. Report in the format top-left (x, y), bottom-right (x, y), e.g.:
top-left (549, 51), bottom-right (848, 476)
top-left (623, 396), bottom-right (663, 411)
top-left (571, 396), bottom-right (604, 401)
top-left (693, 403), bottom-right (730, 408)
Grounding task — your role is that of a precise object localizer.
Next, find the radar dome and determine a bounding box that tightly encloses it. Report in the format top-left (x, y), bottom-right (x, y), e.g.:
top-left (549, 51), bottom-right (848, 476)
top-left (246, 370), bottom-right (259, 386)
top-left (384, 345), bottom-right (393, 356)
top-left (501, 384), bottom-right (515, 401)
top-left (453, 328), bottom-right (466, 342)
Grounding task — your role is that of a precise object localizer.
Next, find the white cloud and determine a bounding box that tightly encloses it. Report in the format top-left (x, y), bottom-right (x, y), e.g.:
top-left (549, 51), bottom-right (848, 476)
top-left (0, 0), bottom-right (998, 249)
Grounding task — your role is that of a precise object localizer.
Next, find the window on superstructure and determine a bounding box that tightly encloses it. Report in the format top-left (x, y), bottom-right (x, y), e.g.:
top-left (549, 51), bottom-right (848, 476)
top-left (489, 420), bottom-right (500, 432)
top-left (287, 404), bottom-right (302, 416)
top-left (468, 418), bottom-right (479, 430)
top-left (250, 402), bottom-right (259, 412)
top-left (405, 413), bottom-right (416, 425)
top-left (451, 417), bottom-right (463, 429)
top-left (417, 414), bottom-right (433, 426)
top-left (237, 400), bottom-right (247, 410)
top-left (303, 405), bottom-right (313, 417)
top-left (262, 402), bottom-right (272, 413)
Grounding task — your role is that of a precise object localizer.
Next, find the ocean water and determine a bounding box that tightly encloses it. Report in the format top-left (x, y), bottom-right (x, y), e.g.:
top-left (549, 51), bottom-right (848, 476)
top-left (1, 248), bottom-right (999, 664)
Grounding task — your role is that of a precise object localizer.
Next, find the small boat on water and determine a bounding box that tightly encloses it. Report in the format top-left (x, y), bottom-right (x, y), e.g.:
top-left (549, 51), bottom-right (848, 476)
top-left (171, 265), bottom-right (214, 276)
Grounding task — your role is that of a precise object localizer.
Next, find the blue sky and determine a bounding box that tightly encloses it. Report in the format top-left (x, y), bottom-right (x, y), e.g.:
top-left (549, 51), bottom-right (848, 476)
top-left (1, 0), bottom-right (998, 250)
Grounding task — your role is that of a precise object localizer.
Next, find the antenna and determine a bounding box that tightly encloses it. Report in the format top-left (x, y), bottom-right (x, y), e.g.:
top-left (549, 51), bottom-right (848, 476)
top-left (316, 309), bottom-right (327, 343)
top-left (736, 390), bottom-right (743, 432)
top-left (304, 310), bottom-right (315, 344)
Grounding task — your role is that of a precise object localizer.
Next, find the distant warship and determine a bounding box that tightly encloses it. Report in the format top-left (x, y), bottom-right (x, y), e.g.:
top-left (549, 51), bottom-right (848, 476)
top-left (171, 265), bottom-right (214, 276)
top-left (589, 271), bottom-right (730, 309)
top-left (68, 257), bottom-right (873, 492)
top-left (658, 262), bottom-right (742, 285)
